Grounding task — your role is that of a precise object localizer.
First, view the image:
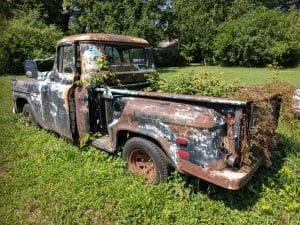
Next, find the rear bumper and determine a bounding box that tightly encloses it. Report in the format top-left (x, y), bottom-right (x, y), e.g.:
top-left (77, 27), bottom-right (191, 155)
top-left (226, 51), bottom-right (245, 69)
top-left (178, 158), bottom-right (262, 190)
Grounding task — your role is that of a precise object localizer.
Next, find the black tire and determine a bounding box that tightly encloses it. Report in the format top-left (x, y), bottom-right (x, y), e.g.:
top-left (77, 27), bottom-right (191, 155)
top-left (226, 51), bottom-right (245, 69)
top-left (22, 103), bottom-right (38, 127)
top-left (122, 137), bottom-right (168, 184)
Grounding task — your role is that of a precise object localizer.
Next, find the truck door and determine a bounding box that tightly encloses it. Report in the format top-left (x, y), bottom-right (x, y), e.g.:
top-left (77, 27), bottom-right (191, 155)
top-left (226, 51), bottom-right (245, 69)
top-left (40, 44), bottom-right (75, 139)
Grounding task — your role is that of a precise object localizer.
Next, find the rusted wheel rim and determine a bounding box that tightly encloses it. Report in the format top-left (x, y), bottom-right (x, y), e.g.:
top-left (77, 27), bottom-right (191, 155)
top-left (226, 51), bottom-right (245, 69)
top-left (128, 149), bottom-right (156, 183)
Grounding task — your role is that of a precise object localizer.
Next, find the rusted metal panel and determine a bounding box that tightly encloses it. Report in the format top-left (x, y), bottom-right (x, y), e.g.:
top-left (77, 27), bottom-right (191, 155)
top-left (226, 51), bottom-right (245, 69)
top-left (178, 157), bottom-right (262, 190)
top-left (95, 88), bottom-right (250, 106)
top-left (113, 96), bottom-right (228, 167)
top-left (12, 75), bottom-right (74, 139)
top-left (120, 98), bottom-right (225, 129)
top-left (75, 87), bottom-right (90, 141)
top-left (59, 33), bottom-right (149, 46)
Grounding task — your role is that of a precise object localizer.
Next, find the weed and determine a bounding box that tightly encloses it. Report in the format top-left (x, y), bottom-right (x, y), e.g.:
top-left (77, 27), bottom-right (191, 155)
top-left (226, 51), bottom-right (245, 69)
top-left (146, 71), bottom-right (240, 97)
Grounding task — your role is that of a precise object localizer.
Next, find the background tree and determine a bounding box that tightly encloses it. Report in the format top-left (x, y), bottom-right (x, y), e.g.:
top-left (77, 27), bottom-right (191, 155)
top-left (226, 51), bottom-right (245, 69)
top-left (0, 0), bottom-right (69, 31)
top-left (213, 7), bottom-right (300, 67)
top-left (64, 0), bottom-right (166, 45)
top-left (0, 9), bottom-right (62, 74)
top-left (172, 0), bottom-right (236, 63)
top-left (0, 0), bottom-right (299, 73)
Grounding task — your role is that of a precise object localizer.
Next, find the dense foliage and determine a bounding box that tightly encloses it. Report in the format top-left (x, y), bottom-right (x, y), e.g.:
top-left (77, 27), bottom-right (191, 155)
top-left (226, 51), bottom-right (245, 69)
top-left (214, 8), bottom-right (300, 67)
top-left (0, 10), bottom-right (62, 74)
top-left (0, 0), bottom-right (300, 72)
top-left (146, 71), bottom-right (239, 97)
top-left (63, 0), bottom-right (166, 45)
top-left (173, 0), bottom-right (300, 66)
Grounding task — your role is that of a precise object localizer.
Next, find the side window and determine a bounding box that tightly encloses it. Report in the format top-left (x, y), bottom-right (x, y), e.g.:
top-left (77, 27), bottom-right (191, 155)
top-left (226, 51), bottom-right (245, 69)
top-left (130, 48), bottom-right (145, 63)
top-left (58, 45), bottom-right (74, 75)
top-left (105, 46), bottom-right (121, 64)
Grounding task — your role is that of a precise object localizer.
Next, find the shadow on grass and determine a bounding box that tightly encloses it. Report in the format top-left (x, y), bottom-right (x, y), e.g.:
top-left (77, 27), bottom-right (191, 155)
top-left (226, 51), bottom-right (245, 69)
top-left (156, 67), bottom-right (178, 74)
top-left (181, 135), bottom-right (298, 211)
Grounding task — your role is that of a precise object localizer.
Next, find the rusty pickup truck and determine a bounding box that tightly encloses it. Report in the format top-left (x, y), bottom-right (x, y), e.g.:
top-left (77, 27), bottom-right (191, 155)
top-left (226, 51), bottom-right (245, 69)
top-left (12, 33), bottom-right (281, 190)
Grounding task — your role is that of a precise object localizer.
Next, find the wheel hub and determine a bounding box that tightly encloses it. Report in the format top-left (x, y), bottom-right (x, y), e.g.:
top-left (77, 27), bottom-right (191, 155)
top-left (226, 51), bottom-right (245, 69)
top-left (128, 149), bottom-right (156, 183)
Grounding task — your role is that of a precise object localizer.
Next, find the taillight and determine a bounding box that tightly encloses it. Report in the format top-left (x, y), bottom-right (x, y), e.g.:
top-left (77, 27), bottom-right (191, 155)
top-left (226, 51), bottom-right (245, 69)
top-left (176, 137), bottom-right (188, 147)
top-left (178, 150), bottom-right (189, 159)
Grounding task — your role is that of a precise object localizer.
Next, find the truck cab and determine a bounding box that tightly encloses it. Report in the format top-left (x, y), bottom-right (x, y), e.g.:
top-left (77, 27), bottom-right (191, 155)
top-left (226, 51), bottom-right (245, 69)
top-left (13, 33), bottom-right (155, 139)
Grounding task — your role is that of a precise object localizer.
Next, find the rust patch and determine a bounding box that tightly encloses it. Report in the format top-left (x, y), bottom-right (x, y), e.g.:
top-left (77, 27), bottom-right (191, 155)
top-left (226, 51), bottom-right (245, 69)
top-left (0, 162), bottom-right (10, 184)
top-left (207, 159), bottom-right (226, 171)
top-left (64, 88), bottom-right (70, 113)
top-left (168, 124), bottom-right (190, 137)
top-left (95, 88), bottom-right (249, 106)
top-left (59, 33), bottom-right (149, 46)
top-left (120, 98), bottom-right (225, 129)
top-left (178, 158), bottom-right (262, 190)
top-left (75, 87), bottom-right (90, 141)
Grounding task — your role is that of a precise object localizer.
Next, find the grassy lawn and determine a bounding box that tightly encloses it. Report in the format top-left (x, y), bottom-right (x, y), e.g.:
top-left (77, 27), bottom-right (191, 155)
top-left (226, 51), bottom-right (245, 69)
top-left (158, 64), bottom-right (300, 86)
top-left (0, 73), bottom-right (300, 224)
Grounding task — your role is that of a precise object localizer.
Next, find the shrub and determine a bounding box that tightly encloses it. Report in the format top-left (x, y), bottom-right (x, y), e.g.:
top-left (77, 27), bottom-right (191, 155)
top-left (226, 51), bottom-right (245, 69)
top-left (146, 71), bottom-right (240, 97)
top-left (0, 10), bottom-right (62, 74)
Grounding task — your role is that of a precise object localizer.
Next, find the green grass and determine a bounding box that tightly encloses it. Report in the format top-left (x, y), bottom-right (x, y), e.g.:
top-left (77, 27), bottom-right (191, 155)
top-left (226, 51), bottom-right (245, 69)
top-left (158, 64), bottom-right (300, 86)
top-left (1, 74), bottom-right (300, 224)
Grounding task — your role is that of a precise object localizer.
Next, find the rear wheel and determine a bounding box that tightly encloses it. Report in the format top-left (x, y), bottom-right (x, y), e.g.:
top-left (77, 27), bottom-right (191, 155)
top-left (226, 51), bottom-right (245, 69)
top-left (22, 103), bottom-right (38, 127)
top-left (122, 137), bottom-right (168, 184)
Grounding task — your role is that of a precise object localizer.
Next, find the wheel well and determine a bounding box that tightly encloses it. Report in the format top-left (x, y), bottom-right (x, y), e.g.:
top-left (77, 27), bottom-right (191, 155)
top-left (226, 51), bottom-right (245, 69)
top-left (16, 98), bottom-right (28, 113)
top-left (117, 131), bottom-right (162, 149)
top-left (116, 131), bottom-right (171, 164)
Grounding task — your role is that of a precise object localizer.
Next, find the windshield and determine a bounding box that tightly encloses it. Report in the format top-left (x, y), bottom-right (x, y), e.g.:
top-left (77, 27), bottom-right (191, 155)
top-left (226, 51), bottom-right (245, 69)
top-left (80, 42), bottom-right (155, 75)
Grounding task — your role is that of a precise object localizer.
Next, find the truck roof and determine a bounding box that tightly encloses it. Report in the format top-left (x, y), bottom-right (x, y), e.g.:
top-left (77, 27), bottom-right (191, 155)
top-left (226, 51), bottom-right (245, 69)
top-left (58, 33), bottom-right (149, 46)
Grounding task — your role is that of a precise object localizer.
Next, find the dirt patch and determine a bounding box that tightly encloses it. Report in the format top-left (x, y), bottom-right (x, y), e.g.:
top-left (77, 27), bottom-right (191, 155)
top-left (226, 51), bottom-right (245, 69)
top-left (27, 204), bottom-right (54, 225)
top-left (84, 209), bottom-right (109, 225)
top-left (0, 162), bottom-right (9, 175)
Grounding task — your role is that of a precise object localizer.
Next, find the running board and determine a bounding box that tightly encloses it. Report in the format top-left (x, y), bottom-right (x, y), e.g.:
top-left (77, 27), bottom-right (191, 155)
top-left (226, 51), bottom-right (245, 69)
top-left (92, 136), bottom-right (114, 153)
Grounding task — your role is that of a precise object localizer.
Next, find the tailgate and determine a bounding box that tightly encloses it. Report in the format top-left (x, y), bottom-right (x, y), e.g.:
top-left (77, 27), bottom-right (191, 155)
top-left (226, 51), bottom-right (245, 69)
top-left (246, 94), bottom-right (281, 162)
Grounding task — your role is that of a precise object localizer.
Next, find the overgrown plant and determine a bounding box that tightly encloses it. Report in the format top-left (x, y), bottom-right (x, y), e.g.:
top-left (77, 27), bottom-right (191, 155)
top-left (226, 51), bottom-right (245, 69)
top-left (146, 71), bottom-right (240, 97)
top-left (80, 132), bottom-right (102, 148)
top-left (75, 56), bottom-right (120, 88)
top-left (145, 69), bottom-right (298, 166)
top-left (232, 64), bottom-right (298, 166)
top-left (144, 72), bottom-right (160, 91)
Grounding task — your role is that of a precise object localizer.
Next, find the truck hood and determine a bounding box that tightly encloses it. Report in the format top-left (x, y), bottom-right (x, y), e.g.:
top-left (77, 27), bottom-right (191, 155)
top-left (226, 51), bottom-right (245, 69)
top-left (12, 78), bottom-right (39, 93)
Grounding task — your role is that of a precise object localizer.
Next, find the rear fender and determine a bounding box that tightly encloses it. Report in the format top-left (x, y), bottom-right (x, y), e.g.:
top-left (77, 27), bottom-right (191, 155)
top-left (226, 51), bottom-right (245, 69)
top-left (115, 98), bottom-right (226, 167)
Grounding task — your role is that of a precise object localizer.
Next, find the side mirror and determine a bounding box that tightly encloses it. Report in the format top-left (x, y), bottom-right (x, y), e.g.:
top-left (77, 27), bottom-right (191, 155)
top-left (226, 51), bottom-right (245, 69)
top-left (47, 71), bottom-right (60, 82)
top-left (49, 72), bottom-right (55, 81)
top-left (26, 71), bottom-right (33, 77)
top-left (24, 60), bottom-right (38, 78)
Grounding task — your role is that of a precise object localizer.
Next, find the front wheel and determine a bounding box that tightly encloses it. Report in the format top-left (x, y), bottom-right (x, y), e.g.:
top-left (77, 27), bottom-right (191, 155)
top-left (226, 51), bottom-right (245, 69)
top-left (122, 137), bottom-right (168, 184)
top-left (22, 103), bottom-right (38, 127)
